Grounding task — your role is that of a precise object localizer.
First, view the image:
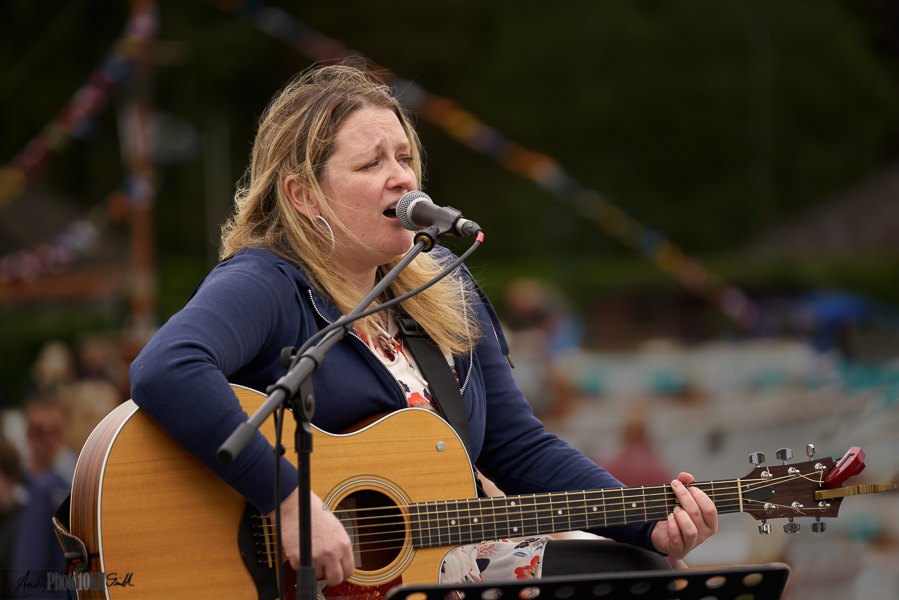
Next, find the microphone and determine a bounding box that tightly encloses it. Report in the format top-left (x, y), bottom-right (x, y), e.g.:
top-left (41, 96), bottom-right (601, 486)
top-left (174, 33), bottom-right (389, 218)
top-left (396, 191), bottom-right (482, 238)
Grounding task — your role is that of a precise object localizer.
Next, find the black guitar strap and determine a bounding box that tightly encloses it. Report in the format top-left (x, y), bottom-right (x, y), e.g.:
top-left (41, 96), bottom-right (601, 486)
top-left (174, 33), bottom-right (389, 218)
top-left (392, 309), bottom-right (489, 499)
top-left (393, 314), bottom-right (472, 459)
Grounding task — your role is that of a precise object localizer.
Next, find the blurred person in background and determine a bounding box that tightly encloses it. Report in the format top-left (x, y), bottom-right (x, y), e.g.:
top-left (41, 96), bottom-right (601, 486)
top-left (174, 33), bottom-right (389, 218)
top-left (75, 336), bottom-right (129, 403)
top-left (61, 379), bottom-right (119, 458)
top-left (599, 409), bottom-right (673, 488)
top-left (21, 395), bottom-right (73, 484)
top-left (11, 395), bottom-right (70, 594)
top-left (503, 278), bottom-right (583, 419)
top-left (0, 438), bottom-right (25, 600)
top-left (28, 341), bottom-right (76, 398)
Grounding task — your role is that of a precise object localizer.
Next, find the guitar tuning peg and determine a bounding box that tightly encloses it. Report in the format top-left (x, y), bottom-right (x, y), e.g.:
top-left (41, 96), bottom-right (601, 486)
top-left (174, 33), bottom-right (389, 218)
top-left (776, 447), bottom-right (794, 464)
top-left (749, 452), bottom-right (766, 465)
top-left (758, 520), bottom-right (771, 535)
top-left (806, 444), bottom-right (816, 459)
top-left (811, 518), bottom-right (827, 534)
top-left (749, 452), bottom-right (773, 479)
top-left (783, 517), bottom-right (800, 534)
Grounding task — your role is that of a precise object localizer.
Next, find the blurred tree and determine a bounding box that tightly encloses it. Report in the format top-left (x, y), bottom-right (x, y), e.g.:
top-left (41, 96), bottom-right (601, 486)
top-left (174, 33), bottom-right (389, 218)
top-left (1, 0), bottom-right (899, 400)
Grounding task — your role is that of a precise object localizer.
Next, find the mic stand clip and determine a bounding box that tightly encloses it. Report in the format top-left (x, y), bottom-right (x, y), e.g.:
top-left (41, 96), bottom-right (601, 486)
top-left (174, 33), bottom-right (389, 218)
top-left (413, 224), bottom-right (440, 252)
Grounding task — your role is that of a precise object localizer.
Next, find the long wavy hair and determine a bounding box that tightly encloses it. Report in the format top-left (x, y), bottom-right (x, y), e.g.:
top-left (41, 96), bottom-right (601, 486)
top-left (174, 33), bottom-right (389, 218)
top-left (220, 63), bottom-right (480, 355)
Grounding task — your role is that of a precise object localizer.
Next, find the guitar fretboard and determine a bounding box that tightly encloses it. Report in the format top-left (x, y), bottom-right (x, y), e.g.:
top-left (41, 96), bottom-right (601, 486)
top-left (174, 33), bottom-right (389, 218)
top-left (408, 482), bottom-right (741, 548)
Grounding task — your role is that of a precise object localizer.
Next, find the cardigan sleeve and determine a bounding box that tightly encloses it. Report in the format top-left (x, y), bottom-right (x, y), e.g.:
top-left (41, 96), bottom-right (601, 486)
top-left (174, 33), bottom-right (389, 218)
top-left (466, 282), bottom-right (659, 553)
top-left (129, 254), bottom-right (300, 514)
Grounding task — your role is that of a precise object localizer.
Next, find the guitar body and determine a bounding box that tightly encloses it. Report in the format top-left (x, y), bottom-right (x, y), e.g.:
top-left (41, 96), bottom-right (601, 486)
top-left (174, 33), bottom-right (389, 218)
top-left (69, 385), bottom-right (476, 599)
top-left (69, 385), bottom-right (891, 599)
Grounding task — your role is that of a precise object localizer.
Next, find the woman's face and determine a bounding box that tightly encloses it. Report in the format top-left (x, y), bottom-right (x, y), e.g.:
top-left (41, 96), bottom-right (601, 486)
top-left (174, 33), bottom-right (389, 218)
top-left (319, 106), bottom-right (416, 273)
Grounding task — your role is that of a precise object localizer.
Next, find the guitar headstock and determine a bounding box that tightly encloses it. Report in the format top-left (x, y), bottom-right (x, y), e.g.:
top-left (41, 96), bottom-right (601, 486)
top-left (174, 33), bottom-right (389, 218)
top-left (738, 445), bottom-right (864, 534)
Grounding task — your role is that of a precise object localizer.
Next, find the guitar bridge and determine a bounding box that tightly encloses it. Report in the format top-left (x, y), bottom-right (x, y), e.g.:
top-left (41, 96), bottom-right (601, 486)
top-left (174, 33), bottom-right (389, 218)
top-left (237, 503), bottom-right (281, 600)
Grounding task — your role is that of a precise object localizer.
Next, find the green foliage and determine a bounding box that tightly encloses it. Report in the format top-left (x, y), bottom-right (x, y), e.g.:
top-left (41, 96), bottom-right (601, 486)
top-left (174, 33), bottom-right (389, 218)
top-left (1, 0), bottom-right (898, 401)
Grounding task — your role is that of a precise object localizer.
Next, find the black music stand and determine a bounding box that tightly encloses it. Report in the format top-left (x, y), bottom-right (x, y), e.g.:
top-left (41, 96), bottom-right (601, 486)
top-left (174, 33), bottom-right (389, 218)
top-left (385, 564), bottom-right (791, 600)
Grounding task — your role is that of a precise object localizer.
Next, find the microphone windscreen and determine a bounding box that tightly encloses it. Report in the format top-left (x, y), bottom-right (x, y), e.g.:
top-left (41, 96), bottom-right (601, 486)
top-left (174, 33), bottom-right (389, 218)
top-left (396, 190), bottom-right (432, 232)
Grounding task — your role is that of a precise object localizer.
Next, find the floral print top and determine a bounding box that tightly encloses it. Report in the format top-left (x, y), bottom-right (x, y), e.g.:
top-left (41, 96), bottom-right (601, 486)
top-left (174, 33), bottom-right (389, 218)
top-left (356, 318), bottom-right (551, 586)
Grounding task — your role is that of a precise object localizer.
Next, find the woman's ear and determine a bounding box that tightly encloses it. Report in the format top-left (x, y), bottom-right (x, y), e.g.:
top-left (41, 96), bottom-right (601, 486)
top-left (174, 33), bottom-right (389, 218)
top-left (284, 176), bottom-right (316, 217)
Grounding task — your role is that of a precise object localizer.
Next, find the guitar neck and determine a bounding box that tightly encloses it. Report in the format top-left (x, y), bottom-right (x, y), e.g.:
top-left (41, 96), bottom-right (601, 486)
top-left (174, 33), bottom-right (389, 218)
top-left (409, 481), bottom-right (742, 548)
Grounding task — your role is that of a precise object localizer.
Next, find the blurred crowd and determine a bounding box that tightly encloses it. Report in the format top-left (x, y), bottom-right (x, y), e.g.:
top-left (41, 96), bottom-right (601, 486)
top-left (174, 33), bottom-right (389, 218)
top-left (1, 280), bottom-right (896, 597)
top-left (0, 337), bottom-right (127, 598)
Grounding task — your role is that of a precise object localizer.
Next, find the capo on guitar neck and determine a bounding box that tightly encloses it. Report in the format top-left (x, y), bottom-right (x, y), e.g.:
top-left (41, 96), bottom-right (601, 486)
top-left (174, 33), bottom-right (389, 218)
top-left (823, 446), bottom-right (865, 489)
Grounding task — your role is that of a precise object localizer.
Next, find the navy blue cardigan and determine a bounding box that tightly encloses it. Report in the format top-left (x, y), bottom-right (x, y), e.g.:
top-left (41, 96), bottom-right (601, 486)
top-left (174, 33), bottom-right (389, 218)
top-left (129, 247), bottom-right (656, 552)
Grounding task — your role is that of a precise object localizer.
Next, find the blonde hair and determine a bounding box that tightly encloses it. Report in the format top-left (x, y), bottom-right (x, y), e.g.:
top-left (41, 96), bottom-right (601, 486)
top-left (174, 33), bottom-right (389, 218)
top-left (221, 63), bottom-right (480, 355)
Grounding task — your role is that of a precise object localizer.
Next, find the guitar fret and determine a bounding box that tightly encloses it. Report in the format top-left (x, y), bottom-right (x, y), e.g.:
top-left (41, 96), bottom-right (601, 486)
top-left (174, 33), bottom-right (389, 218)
top-left (425, 501), bottom-right (438, 547)
top-left (496, 497), bottom-right (519, 538)
top-left (642, 487), bottom-right (648, 523)
top-left (505, 496), bottom-right (523, 537)
top-left (437, 501), bottom-right (450, 546)
top-left (470, 498), bottom-right (485, 542)
top-left (620, 487), bottom-right (644, 526)
top-left (494, 497), bottom-right (507, 540)
top-left (644, 485), bottom-right (670, 522)
top-left (535, 494), bottom-right (554, 534)
top-left (549, 492), bottom-right (571, 533)
top-left (519, 494), bottom-right (539, 537)
top-left (584, 490), bottom-right (606, 530)
top-left (460, 497), bottom-right (474, 544)
top-left (568, 491), bottom-right (588, 531)
top-left (482, 497), bottom-right (498, 541)
top-left (446, 500), bottom-right (462, 546)
top-left (409, 504), bottom-right (421, 548)
top-left (606, 488), bottom-right (625, 527)
top-left (489, 497), bottom-right (507, 540)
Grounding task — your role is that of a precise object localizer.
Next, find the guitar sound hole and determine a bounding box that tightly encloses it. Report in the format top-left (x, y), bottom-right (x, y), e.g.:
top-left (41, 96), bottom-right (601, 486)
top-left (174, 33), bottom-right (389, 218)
top-left (336, 490), bottom-right (404, 572)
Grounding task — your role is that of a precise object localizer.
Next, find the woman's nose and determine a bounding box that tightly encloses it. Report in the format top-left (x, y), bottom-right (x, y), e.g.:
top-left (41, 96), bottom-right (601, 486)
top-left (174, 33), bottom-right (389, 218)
top-left (388, 159), bottom-right (414, 189)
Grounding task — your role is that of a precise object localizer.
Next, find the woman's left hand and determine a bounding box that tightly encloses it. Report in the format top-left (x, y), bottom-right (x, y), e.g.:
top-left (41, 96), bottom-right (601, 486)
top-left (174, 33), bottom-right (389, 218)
top-left (650, 472), bottom-right (718, 560)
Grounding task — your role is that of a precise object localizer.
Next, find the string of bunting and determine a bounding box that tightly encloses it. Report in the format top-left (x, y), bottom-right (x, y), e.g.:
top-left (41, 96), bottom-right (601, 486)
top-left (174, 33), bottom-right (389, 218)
top-left (0, 5), bottom-right (157, 210)
top-left (218, 1), bottom-right (760, 329)
top-left (0, 188), bottom-right (136, 285)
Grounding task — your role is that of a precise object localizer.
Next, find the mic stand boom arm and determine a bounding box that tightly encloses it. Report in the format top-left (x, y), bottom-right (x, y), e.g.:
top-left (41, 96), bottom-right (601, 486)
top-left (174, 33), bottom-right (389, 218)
top-left (217, 226), bottom-right (441, 600)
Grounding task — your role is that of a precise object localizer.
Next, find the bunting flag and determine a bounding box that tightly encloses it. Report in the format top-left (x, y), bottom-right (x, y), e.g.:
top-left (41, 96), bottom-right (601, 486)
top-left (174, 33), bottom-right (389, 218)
top-left (0, 188), bottom-right (131, 284)
top-left (218, 2), bottom-right (760, 329)
top-left (0, 5), bottom-right (157, 209)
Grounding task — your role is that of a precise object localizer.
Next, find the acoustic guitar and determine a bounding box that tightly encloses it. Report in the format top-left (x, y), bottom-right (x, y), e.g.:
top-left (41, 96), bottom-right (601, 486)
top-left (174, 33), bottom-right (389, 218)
top-left (63, 385), bottom-right (894, 599)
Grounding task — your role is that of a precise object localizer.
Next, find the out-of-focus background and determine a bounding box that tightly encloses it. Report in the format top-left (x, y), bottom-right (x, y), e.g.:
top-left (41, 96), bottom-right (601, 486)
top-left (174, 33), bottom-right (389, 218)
top-left (1, 1), bottom-right (898, 598)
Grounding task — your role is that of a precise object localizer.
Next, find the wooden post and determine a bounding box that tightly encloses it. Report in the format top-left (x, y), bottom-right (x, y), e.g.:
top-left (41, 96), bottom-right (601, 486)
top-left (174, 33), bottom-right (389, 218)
top-left (124, 0), bottom-right (157, 340)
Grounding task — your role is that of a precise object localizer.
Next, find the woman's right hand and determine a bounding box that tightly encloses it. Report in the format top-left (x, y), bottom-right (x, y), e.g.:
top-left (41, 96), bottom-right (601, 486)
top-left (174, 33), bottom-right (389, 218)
top-left (269, 488), bottom-right (355, 586)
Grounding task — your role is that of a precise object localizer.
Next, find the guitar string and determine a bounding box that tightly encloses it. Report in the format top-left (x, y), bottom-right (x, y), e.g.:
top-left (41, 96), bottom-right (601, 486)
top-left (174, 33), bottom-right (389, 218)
top-left (255, 489), bottom-right (810, 551)
top-left (268, 495), bottom-right (827, 558)
top-left (336, 471), bottom-right (821, 525)
top-left (330, 480), bottom-right (743, 521)
top-left (254, 474), bottom-right (795, 532)
top-left (254, 490), bottom-right (799, 547)
top-left (254, 474), bottom-right (820, 549)
top-left (256, 490), bottom-right (816, 557)
top-left (255, 487), bottom-right (742, 534)
top-left (289, 476), bottom-right (779, 525)
top-left (256, 499), bottom-right (756, 557)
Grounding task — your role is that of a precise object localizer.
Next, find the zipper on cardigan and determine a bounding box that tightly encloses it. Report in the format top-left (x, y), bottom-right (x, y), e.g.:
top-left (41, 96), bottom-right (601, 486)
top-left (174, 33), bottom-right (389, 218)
top-left (458, 273), bottom-right (474, 395)
top-left (305, 290), bottom-right (407, 398)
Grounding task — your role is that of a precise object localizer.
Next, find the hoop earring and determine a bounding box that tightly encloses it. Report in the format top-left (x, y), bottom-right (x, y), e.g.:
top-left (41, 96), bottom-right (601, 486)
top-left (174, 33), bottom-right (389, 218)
top-left (316, 215), bottom-right (336, 260)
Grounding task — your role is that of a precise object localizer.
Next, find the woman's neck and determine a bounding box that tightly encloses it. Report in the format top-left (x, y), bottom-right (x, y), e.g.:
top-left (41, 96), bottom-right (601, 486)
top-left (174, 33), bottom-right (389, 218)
top-left (333, 262), bottom-right (379, 312)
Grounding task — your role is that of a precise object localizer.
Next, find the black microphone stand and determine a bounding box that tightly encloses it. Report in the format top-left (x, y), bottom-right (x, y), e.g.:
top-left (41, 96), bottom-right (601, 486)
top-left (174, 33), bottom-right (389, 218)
top-left (217, 226), bottom-right (441, 600)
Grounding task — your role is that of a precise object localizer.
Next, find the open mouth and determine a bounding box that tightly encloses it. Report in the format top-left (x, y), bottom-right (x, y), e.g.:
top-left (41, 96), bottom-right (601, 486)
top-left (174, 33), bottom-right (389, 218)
top-left (383, 207), bottom-right (397, 218)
